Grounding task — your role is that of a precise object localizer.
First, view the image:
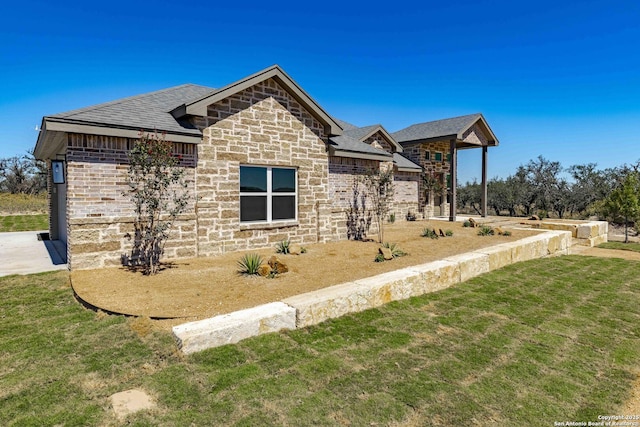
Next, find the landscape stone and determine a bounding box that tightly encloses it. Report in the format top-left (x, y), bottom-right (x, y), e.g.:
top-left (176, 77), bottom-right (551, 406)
top-left (289, 245), bottom-right (302, 255)
top-left (268, 256), bottom-right (289, 274)
top-left (257, 264), bottom-right (272, 277)
top-left (379, 247), bottom-right (393, 260)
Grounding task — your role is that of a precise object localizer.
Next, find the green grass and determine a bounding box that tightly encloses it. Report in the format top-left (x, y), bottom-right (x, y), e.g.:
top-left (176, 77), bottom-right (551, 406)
top-left (2, 256), bottom-right (640, 425)
top-left (0, 214), bottom-right (49, 232)
top-left (599, 241), bottom-right (640, 253)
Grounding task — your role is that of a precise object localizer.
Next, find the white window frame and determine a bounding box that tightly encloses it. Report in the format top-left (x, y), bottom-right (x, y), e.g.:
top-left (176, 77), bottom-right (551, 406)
top-left (239, 165), bottom-right (297, 224)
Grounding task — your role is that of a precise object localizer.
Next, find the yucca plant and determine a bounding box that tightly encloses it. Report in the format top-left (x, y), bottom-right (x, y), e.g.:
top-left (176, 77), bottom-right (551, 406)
top-left (237, 253), bottom-right (264, 275)
top-left (445, 229), bottom-right (454, 237)
top-left (477, 225), bottom-right (495, 236)
top-left (275, 240), bottom-right (291, 254)
top-left (421, 228), bottom-right (439, 239)
top-left (463, 220), bottom-right (472, 228)
top-left (383, 242), bottom-right (407, 258)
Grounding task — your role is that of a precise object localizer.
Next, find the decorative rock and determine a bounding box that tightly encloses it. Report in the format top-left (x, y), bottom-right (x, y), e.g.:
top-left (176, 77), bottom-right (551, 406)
top-left (257, 264), bottom-right (272, 277)
top-left (439, 229), bottom-right (446, 237)
top-left (495, 227), bottom-right (504, 235)
top-left (109, 389), bottom-right (155, 420)
top-left (468, 218), bottom-right (477, 227)
top-left (379, 247), bottom-right (393, 260)
top-left (289, 245), bottom-right (302, 255)
top-left (529, 214), bottom-right (540, 221)
top-left (268, 256), bottom-right (288, 274)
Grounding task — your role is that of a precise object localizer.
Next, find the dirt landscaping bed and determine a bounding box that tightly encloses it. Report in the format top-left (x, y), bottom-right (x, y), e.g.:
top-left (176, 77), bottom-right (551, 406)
top-left (71, 219), bottom-right (539, 324)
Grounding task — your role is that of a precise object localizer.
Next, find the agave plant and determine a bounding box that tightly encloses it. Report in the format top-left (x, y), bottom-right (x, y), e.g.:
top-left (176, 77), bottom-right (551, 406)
top-left (275, 240), bottom-right (291, 255)
top-left (237, 253), bottom-right (263, 275)
top-left (383, 242), bottom-right (407, 258)
top-left (421, 228), bottom-right (439, 239)
top-left (477, 225), bottom-right (495, 236)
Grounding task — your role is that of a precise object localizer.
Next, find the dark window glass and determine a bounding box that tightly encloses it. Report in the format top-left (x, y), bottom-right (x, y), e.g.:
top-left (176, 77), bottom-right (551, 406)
top-left (434, 152), bottom-right (442, 162)
top-left (272, 168), bottom-right (295, 192)
top-left (425, 151), bottom-right (430, 160)
top-left (240, 166), bottom-right (267, 192)
top-left (272, 196), bottom-right (295, 220)
top-left (240, 196), bottom-right (267, 221)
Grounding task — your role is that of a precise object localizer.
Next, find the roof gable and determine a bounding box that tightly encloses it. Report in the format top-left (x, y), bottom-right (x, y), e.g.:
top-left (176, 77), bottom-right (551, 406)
top-left (343, 124), bottom-right (403, 153)
top-left (392, 113), bottom-right (498, 146)
top-left (172, 65), bottom-right (342, 136)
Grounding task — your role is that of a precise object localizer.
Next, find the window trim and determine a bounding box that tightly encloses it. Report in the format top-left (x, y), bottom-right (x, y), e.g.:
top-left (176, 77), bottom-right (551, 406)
top-left (434, 151), bottom-right (443, 162)
top-left (239, 165), bottom-right (297, 224)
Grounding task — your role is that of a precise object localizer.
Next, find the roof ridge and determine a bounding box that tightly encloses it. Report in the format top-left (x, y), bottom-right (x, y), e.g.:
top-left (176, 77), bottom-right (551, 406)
top-left (50, 83), bottom-right (215, 119)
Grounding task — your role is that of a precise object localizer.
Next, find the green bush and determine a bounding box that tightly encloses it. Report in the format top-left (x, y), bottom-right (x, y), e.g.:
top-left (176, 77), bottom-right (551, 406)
top-left (275, 240), bottom-right (291, 254)
top-left (462, 220), bottom-right (472, 228)
top-left (502, 230), bottom-right (512, 237)
top-left (477, 225), bottom-right (495, 236)
top-left (237, 253), bottom-right (264, 275)
top-left (388, 213), bottom-right (396, 224)
top-left (445, 229), bottom-right (453, 237)
top-left (374, 253), bottom-right (386, 263)
top-left (421, 228), bottom-right (439, 239)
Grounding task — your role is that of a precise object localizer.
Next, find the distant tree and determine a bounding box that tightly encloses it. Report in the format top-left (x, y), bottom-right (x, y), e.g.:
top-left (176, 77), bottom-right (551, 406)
top-left (123, 132), bottom-right (190, 275)
top-left (0, 151), bottom-right (46, 195)
top-left (362, 167), bottom-right (394, 244)
top-left (522, 156), bottom-right (565, 217)
top-left (567, 163), bottom-right (612, 217)
top-left (488, 177), bottom-right (517, 216)
top-left (602, 172), bottom-right (640, 243)
top-left (457, 180), bottom-right (482, 215)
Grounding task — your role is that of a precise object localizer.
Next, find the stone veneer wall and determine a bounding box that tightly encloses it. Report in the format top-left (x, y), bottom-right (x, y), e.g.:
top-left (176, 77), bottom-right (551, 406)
top-left (363, 133), bottom-right (394, 153)
top-left (65, 134), bottom-right (197, 269)
top-left (402, 140), bottom-right (451, 216)
top-left (190, 78), bottom-right (333, 256)
top-left (393, 172), bottom-right (420, 219)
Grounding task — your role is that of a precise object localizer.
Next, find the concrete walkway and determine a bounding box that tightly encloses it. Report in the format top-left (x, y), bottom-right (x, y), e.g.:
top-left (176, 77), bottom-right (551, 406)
top-left (0, 231), bottom-right (67, 277)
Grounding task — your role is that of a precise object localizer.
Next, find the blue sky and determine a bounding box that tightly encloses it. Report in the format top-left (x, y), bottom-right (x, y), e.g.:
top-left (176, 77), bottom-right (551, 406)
top-left (1, 0), bottom-right (639, 183)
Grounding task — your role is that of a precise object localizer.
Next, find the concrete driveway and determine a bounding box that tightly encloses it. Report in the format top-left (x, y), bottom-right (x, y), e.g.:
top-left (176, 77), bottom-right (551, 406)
top-left (0, 231), bottom-right (67, 277)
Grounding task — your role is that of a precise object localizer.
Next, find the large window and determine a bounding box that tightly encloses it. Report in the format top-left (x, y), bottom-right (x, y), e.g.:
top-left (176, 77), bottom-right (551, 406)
top-left (240, 166), bottom-right (297, 223)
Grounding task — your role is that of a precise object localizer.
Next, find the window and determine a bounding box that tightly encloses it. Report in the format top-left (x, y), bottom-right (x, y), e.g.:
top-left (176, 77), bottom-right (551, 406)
top-left (446, 153), bottom-right (451, 162)
top-left (434, 152), bottom-right (443, 162)
top-left (425, 151), bottom-right (430, 161)
top-left (240, 166), bottom-right (297, 223)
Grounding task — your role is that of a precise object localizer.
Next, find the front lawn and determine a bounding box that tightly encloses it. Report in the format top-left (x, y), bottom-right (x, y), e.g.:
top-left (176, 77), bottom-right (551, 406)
top-left (599, 241), bottom-right (640, 253)
top-left (1, 256), bottom-right (639, 425)
top-left (0, 214), bottom-right (48, 232)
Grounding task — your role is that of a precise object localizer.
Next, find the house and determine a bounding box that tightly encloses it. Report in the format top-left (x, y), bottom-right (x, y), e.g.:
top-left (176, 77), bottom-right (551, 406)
top-left (34, 65), bottom-right (498, 270)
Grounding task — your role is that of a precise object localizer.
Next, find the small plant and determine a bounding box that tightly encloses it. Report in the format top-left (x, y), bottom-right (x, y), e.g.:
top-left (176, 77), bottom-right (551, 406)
top-left (406, 211), bottom-right (416, 221)
top-left (237, 253), bottom-right (264, 275)
top-left (463, 220), bottom-right (472, 228)
top-left (275, 240), bottom-right (291, 254)
top-left (388, 213), bottom-right (396, 224)
top-left (421, 228), bottom-right (439, 239)
top-left (300, 247), bottom-right (307, 254)
top-left (477, 225), bottom-right (495, 236)
top-left (445, 229), bottom-right (453, 237)
top-left (374, 253), bottom-right (386, 262)
top-left (383, 242), bottom-right (407, 258)
top-left (502, 230), bottom-right (512, 237)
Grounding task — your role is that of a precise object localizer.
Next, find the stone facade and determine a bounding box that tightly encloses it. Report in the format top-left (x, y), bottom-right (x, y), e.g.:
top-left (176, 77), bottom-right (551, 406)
top-left (55, 80), bottom-right (423, 270)
top-left (402, 140), bottom-right (452, 217)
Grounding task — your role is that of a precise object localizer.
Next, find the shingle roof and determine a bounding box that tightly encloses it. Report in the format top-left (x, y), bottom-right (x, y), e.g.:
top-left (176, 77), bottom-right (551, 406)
top-left (329, 134), bottom-right (392, 158)
top-left (332, 117), bottom-right (358, 131)
top-left (47, 84), bottom-right (216, 135)
top-left (392, 113), bottom-right (482, 143)
top-left (393, 153), bottom-right (422, 171)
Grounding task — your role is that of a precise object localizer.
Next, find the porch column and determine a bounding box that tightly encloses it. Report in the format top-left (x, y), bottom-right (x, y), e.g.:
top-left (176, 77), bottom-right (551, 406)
top-left (481, 145), bottom-right (488, 217)
top-left (449, 139), bottom-right (457, 222)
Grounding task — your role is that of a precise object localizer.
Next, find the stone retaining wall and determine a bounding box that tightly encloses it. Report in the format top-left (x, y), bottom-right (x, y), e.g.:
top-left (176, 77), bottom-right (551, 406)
top-left (173, 229), bottom-right (572, 354)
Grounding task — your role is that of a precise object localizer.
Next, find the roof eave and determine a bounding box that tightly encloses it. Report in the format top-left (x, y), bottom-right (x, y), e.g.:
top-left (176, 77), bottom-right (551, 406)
top-left (330, 148), bottom-right (393, 162)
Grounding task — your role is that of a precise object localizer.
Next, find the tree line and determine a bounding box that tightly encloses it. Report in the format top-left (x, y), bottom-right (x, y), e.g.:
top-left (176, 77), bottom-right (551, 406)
top-left (0, 152), bottom-right (47, 195)
top-left (457, 155), bottom-right (640, 226)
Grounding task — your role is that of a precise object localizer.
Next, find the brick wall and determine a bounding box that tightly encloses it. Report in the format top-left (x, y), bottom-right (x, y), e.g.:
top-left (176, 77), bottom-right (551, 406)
top-left (402, 140), bottom-right (451, 216)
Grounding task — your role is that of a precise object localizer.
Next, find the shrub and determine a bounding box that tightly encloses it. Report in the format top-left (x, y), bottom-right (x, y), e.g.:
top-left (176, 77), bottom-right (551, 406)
top-left (388, 213), bottom-right (396, 224)
top-left (406, 211), bottom-right (417, 221)
top-left (383, 242), bottom-right (407, 258)
top-left (421, 228), bottom-right (439, 239)
top-left (237, 253), bottom-right (264, 275)
top-left (275, 240), bottom-right (291, 254)
top-left (502, 230), bottom-right (512, 237)
top-left (463, 220), bottom-right (472, 228)
top-left (300, 247), bottom-right (307, 254)
top-left (478, 225), bottom-right (495, 236)
top-left (445, 229), bottom-right (453, 237)
top-left (374, 253), bottom-right (386, 263)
